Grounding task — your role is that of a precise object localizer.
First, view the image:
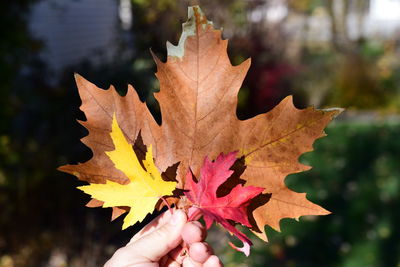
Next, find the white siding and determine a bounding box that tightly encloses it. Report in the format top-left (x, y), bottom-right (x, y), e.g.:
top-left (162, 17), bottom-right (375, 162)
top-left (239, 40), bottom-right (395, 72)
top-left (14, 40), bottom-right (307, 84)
top-left (366, 0), bottom-right (400, 37)
top-left (30, 0), bottom-right (120, 73)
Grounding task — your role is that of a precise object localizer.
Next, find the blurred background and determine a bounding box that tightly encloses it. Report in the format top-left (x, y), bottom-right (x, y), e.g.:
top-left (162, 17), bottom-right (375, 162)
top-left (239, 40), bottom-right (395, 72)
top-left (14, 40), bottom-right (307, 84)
top-left (1, 0), bottom-right (400, 266)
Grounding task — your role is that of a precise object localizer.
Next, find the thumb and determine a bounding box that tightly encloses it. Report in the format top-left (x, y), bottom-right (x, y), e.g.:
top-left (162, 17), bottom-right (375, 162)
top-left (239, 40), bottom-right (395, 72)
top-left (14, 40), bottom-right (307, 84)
top-left (130, 209), bottom-right (187, 261)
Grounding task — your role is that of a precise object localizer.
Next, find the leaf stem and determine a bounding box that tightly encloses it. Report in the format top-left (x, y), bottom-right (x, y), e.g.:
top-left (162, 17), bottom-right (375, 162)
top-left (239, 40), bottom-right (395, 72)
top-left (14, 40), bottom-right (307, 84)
top-left (187, 206), bottom-right (202, 221)
top-left (161, 196), bottom-right (172, 214)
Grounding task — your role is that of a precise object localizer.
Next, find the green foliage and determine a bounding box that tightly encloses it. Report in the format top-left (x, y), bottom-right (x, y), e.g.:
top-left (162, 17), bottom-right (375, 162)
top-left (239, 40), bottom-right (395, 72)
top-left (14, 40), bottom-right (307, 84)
top-left (213, 121), bottom-right (400, 266)
top-left (289, 0), bottom-right (324, 14)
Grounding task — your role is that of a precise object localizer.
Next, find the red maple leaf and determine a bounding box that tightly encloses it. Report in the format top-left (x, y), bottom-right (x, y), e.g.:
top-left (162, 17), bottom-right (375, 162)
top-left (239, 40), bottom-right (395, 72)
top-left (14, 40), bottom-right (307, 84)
top-left (184, 152), bottom-right (264, 256)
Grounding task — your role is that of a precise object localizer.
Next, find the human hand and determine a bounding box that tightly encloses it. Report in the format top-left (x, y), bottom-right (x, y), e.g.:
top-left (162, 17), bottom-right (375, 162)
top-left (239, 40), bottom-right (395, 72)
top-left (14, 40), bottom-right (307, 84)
top-left (104, 209), bottom-right (223, 267)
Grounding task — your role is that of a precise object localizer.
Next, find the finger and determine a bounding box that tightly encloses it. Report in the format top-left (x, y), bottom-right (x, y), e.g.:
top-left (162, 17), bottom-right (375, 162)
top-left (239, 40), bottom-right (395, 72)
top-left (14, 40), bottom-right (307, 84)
top-left (159, 252), bottom-right (181, 267)
top-left (182, 221), bottom-right (207, 244)
top-left (128, 209), bottom-right (174, 244)
top-left (168, 245), bottom-right (186, 264)
top-left (126, 210), bottom-right (187, 262)
top-left (160, 246), bottom-right (185, 267)
top-left (204, 255), bottom-right (223, 267)
top-left (165, 261), bottom-right (181, 267)
top-left (182, 256), bottom-right (202, 267)
top-left (188, 242), bottom-right (213, 263)
top-left (162, 255), bottom-right (182, 267)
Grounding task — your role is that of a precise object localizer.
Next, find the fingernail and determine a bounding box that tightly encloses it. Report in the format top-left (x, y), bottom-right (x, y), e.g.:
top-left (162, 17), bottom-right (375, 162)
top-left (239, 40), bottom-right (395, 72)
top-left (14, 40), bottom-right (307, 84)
top-left (169, 210), bottom-right (184, 225)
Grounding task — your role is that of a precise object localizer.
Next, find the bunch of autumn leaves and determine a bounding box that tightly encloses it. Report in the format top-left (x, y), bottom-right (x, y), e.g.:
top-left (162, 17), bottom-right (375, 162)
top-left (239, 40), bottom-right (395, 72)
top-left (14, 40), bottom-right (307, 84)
top-left (59, 6), bottom-right (340, 256)
top-left (75, 114), bottom-right (264, 256)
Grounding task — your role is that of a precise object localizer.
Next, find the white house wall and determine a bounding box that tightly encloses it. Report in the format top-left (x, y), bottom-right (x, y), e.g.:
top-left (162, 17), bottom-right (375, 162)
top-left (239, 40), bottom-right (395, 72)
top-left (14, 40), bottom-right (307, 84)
top-left (29, 0), bottom-right (120, 74)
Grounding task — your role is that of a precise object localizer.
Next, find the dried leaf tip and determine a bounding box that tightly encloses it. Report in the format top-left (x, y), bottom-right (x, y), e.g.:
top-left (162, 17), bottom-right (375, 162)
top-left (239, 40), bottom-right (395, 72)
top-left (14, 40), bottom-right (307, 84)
top-left (321, 107), bottom-right (345, 118)
top-left (167, 5), bottom-right (213, 59)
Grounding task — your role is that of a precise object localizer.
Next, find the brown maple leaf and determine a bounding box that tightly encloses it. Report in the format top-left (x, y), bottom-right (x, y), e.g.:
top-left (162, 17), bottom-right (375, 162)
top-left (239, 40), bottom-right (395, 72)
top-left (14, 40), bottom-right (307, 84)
top-left (59, 6), bottom-right (342, 240)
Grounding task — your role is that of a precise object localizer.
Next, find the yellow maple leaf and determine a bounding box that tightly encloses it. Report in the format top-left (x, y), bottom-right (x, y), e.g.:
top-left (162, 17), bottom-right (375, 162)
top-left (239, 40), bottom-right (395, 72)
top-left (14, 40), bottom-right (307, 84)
top-left (78, 114), bottom-right (177, 229)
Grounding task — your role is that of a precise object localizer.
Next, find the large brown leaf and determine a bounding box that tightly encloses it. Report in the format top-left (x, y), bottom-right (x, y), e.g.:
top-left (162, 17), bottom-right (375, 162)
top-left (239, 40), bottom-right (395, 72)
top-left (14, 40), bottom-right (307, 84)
top-left (59, 6), bottom-right (342, 240)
